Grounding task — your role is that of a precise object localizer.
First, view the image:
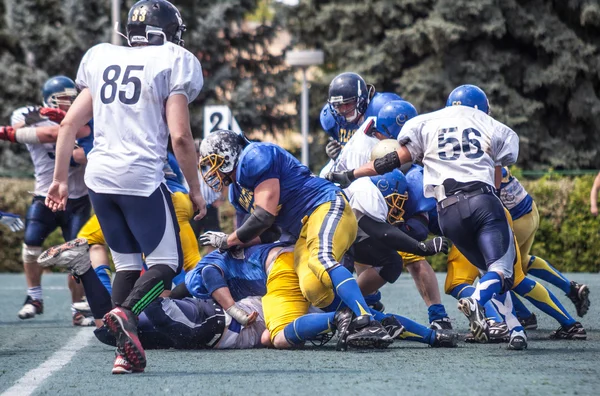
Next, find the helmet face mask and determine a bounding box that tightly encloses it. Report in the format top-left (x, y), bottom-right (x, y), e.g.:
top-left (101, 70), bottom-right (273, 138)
top-left (199, 154), bottom-right (231, 193)
top-left (370, 169), bottom-right (408, 225)
top-left (384, 192), bottom-right (408, 225)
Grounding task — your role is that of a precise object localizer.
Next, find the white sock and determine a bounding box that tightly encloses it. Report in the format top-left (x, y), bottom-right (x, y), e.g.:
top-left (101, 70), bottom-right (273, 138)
top-left (27, 286), bottom-right (42, 301)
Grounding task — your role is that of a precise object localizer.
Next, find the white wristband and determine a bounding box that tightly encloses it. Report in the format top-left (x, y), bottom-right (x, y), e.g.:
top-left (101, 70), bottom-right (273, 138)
top-left (226, 304), bottom-right (251, 325)
top-left (15, 127), bottom-right (41, 144)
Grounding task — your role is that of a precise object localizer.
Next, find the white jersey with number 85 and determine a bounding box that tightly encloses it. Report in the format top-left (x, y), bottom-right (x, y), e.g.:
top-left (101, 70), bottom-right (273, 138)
top-left (76, 42), bottom-right (203, 197)
top-left (397, 106), bottom-right (519, 199)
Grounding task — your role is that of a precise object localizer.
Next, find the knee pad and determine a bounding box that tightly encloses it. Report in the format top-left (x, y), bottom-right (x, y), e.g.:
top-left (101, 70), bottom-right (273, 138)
top-left (301, 270), bottom-right (335, 309)
top-left (22, 244), bottom-right (42, 264)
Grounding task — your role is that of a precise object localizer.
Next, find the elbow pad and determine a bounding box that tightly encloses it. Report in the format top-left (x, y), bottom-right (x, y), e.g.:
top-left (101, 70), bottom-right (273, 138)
top-left (236, 205), bottom-right (276, 243)
top-left (373, 151), bottom-right (401, 175)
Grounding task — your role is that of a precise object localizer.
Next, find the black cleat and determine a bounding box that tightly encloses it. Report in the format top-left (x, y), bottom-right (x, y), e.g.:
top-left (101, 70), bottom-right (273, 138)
top-left (458, 297), bottom-right (489, 343)
top-left (432, 329), bottom-right (459, 348)
top-left (346, 316), bottom-right (393, 349)
top-left (518, 313), bottom-right (538, 330)
top-left (334, 307), bottom-right (354, 351)
top-left (368, 301), bottom-right (385, 313)
top-left (430, 317), bottom-right (453, 330)
top-left (567, 281), bottom-right (590, 318)
top-left (380, 316), bottom-right (405, 339)
top-left (549, 321), bottom-right (587, 340)
top-left (507, 330), bottom-right (528, 350)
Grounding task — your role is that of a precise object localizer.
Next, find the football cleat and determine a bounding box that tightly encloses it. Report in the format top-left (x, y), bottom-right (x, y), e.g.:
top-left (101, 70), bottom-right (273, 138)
top-left (368, 301), bottom-right (385, 313)
top-left (380, 316), bottom-right (405, 339)
top-left (432, 329), bottom-right (459, 348)
top-left (103, 307), bottom-right (146, 371)
top-left (346, 316), bottom-right (393, 349)
top-left (465, 320), bottom-right (509, 343)
top-left (430, 317), bottom-right (453, 330)
top-left (72, 299), bottom-right (93, 317)
top-left (333, 307), bottom-right (354, 351)
top-left (37, 238), bottom-right (91, 276)
top-left (458, 297), bottom-right (489, 343)
top-left (73, 311), bottom-right (95, 327)
top-left (518, 313), bottom-right (538, 330)
top-left (549, 322), bottom-right (587, 340)
top-left (17, 295), bottom-right (44, 320)
top-left (507, 330), bottom-right (528, 350)
top-left (112, 349), bottom-right (144, 375)
top-left (567, 281), bottom-right (590, 317)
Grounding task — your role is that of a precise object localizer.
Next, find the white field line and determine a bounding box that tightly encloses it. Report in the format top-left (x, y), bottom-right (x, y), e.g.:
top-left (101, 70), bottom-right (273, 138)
top-left (0, 286), bottom-right (68, 290)
top-left (1, 328), bottom-right (95, 396)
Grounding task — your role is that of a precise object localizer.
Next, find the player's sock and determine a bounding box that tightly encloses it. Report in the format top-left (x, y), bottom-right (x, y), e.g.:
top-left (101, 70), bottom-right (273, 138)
top-left (27, 286), bottom-right (42, 301)
top-left (112, 270), bottom-right (141, 306)
top-left (388, 313), bottom-right (435, 345)
top-left (472, 272), bottom-right (503, 306)
top-left (491, 292), bottom-right (524, 334)
top-left (79, 267), bottom-right (113, 319)
top-left (122, 264), bottom-right (175, 316)
top-left (328, 266), bottom-right (372, 318)
top-left (449, 283), bottom-right (475, 300)
top-left (322, 295), bottom-right (343, 313)
top-left (369, 308), bottom-right (386, 321)
top-left (94, 265), bottom-right (113, 295)
top-left (283, 312), bottom-right (336, 346)
top-left (509, 291), bottom-right (532, 318)
top-left (513, 277), bottom-right (576, 327)
top-left (483, 300), bottom-right (504, 323)
top-left (428, 304), bottom-right (449, 323)
top-left (527, 256), bottom-right (571, 294)
top-left (364, 291), bottom-right (382, 306)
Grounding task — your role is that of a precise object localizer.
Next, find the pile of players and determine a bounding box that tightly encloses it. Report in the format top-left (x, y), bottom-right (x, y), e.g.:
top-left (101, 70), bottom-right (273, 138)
top-left (0, 0), bottom-right (590, 375)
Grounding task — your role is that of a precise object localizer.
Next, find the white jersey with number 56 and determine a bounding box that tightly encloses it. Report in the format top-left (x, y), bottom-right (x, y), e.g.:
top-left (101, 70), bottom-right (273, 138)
top-left (76, 42), bottom-right (203, 197)
top-left (397, 106), bottom-right (519, 199)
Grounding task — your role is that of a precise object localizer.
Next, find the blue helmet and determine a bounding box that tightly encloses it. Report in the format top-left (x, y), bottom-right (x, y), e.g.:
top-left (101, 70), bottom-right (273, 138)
top-left (364, 92), bottom-right (403, 119)
top-left (376, 100), bottom-right (418, 139)
top-left (42, 76), bottom-right (77, 109)
top-left (370, 169), bottom-right (408, 225)
top-left (446, 84), bottom-right (489, 114)
top-left (328, 72), bottom-right (370, 127)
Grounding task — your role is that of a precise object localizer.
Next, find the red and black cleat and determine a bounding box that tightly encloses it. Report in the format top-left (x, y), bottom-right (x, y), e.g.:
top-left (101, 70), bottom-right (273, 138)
top-left (103, 307), bottom-right (146, 372)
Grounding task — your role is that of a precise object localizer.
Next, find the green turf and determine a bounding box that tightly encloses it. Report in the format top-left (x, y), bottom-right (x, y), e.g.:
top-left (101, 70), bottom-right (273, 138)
top-left (1, 273), bottom-right (599, 396)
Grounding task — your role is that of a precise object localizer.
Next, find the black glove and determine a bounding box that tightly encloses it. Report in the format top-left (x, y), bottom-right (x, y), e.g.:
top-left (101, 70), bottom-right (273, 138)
top-left (325, 138), bottom-right (342, 160)
top-left (325, 170), bottom-right (356, 188)
top-left (417, 236), bottom-right (449, 256)
top-left (22, 106), bottom-right (45, 126)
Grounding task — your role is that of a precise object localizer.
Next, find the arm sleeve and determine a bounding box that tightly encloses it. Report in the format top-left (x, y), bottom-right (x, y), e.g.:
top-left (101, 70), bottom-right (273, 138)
top-left (491, 122), bottom-right (519, 166)
top-left (358, 216), bottom-right (424, 255)
top-left (170, 49), bottom-right (203, 103)
top-left (397, 215), bottom-right (430, 241)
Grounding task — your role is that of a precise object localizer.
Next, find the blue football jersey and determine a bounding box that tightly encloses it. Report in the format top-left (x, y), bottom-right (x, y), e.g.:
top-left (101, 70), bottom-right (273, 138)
top-left (164, 152), bottom-right (188, 194)
top-left (230, 142), bottom-right (340, 238)
top-left (185, 242), bottom-right (289, 301)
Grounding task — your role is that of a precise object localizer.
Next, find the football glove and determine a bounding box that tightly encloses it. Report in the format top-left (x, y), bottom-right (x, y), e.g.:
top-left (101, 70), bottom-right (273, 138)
top-left (0, 126), bottom-right (16, 142)
top-left (325, 138), bottom-right (342, 160)
top-left (325, 170), bottom-right (355, 188)
top-left (0, 211), bottom-right (25, 232)
top-left (22, 106), bottom-right (46, 126)
top-left (199, 231), bottom-right (230, 251)
top-left (40, 107), bottom-right (67, 124)
top-left (417, 237), bottom-right (449, 256)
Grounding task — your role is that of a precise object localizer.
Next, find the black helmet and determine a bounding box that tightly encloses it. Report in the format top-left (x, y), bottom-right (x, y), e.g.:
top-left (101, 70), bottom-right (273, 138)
top-left (126, 0), bottom-right (186, 46)
top-left (328, 72), bottom-right (370, 126)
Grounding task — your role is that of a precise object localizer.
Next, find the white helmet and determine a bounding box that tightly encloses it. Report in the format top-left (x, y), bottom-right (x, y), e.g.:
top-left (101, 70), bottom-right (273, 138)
top-left (199, 130), bottom-right (248, 192)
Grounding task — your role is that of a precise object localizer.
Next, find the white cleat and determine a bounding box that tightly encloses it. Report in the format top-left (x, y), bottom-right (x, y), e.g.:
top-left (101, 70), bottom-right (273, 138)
top-left (458, 297), bottom-right (489, 343)
top-left (37, 238), bottom-right (91, 276)
top-left (507, 329), bottom-right (528, 350)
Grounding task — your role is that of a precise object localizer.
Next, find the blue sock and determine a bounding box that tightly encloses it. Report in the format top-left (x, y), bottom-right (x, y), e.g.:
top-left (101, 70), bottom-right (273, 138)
top-left (94, 265), bottom-right (113, 295)
top-left (483, 300), bottom-right (504, 323)
top-left (472, 272), bottom-right (503, 306)
top-left (527, 256), bottom-right (571, 294)
top-left (283, 312), bottom-right (336, 345)
top-left (428, 303), bottom-right (448, 323)
top-left (322, 295), bottom-right (343, 313)
top-left (328, 266), bottom-right (371, 318)
top-left (513, 277), bottom-right (576, 327)
top-left (449, 283), bottom-right (475, 300)
top-left (172, 269), bottom-right (186, 287)
top-left (364, 291), bottom-right (382, 306)
top-left (491, 292), bottom-right (524, 334)
top-left (80, 267), bottom-right (113, 319)
top-left (369, 308), bottom-right (386, 321)
top-left (389, 313), bottom-right (435, 345)
top-left (509, 291), bottom-right (532, 318)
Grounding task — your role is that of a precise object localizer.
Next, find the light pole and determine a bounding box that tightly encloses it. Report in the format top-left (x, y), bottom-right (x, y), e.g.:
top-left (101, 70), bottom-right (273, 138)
top-left (111, 0), bottom-right (121, 45)
top-left (285, 50), bottom-right (324, 167)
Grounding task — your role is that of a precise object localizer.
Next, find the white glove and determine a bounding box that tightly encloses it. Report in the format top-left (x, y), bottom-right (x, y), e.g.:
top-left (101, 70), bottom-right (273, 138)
top-left (0, 211), bottom-right (24, 232)
top-left (226, 303), bottom-right (258, 326)
top-left (198, 231), bottom-right (230, 250)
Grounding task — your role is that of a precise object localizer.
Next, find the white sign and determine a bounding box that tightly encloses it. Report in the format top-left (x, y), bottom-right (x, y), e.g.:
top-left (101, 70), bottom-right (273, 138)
top-left (203, 105), bottom-right (242, 138)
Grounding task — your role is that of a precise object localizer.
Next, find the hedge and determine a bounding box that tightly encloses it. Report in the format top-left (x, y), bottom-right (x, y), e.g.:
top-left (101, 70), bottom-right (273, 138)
top-left (1, 174), bottom-right (599, 272)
